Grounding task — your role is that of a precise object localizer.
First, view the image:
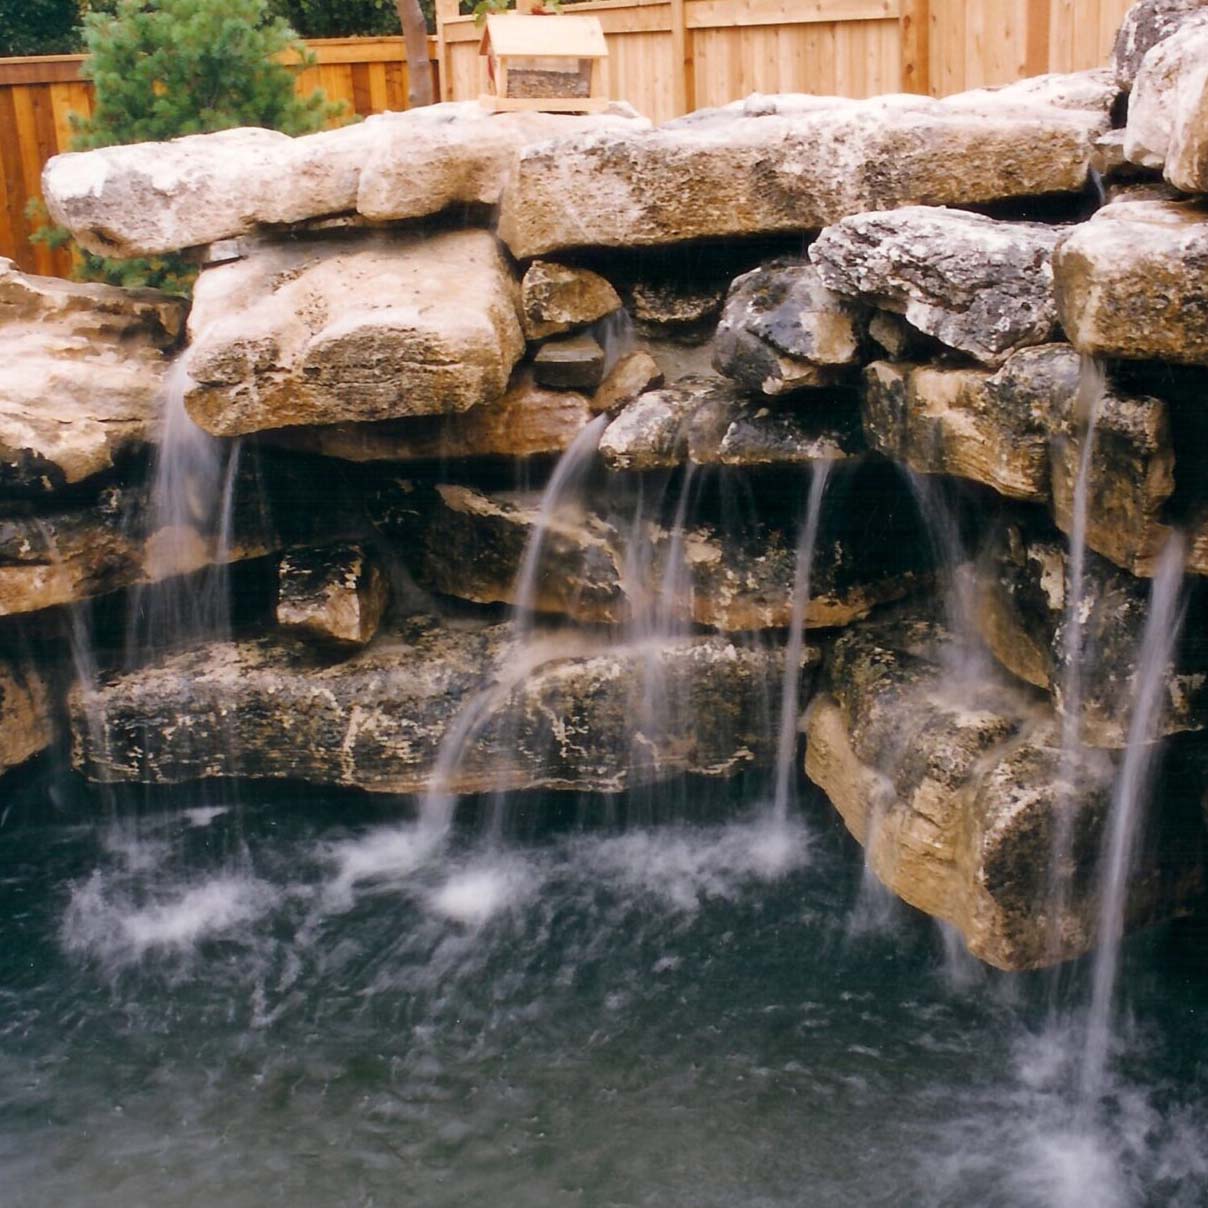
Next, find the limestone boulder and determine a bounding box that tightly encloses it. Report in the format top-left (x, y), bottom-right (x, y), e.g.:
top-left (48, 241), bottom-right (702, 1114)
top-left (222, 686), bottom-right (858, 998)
top-left (41, 104), bottom-right (648, 259)
top-left (276, 542), bottom-right (388, 649)
top-left (863, 344), bottom-right (1080, 503)
top-left (1124, 13), bottom-right (1208, 190)
top-left (629, 279), bottom-right (727, 340)
top-left (0, 454), bottom-right (355, 617)
top-left (0, 657), bottom-right (53, 775)
top-left (1053, 199), bottom-right (1208, 367)
top-left (804, 612), bottom-right (1189, 970)
top-left (1113, 0), bottom-right (1208, 91)
top-left (591, 351), bottom-right (663, 414)
top-left (975, 522), bottom-right (1208, 747)
top-left (599, 376), bottom-right (863, 471)
top-left (373, 472), bottom-right (925, 632)
top-left (184, 231), bottom-right (524, 436)
top-left (521, 261), bottom-right (621, 340)
top-left (532, 332), bottom-right (606, 390)
top-left (810, 207), bottom-right (1062, 366)
top-left (497, 86), bottom-right (1109, 259)
top-left (712, 259), bottom-right (866, 395)
top-left (1048, 369), bottom-right (1176, 578)
top-left (267, 371), bottom-right (593, 462)
top-left (0, 260), bottom-right (185, 494)
top-left (70, 616), bottom-right (796, 794)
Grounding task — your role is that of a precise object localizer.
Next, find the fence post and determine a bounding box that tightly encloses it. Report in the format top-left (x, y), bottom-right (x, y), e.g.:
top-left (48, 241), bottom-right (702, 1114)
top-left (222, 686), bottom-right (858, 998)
top-left (435, 0), bottom-right (459, 102)
top-left (900, 0), bottom-right (931, 95)
top-left (670, 0), bottom-right (691, 115)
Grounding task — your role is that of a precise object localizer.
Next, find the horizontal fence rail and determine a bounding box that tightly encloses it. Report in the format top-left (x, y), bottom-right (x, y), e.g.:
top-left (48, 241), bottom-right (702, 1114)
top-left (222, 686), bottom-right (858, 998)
top-left (2, 2), bottom-right (1129, 277)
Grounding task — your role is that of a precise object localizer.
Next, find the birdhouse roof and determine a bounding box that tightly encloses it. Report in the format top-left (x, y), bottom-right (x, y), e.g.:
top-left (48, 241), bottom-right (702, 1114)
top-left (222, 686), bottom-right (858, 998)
top-left (479, 14), bottom-right (609, 59)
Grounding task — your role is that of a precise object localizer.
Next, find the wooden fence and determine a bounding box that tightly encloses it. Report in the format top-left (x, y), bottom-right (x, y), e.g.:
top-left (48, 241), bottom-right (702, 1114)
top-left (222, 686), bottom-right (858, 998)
top-left (2, 1), bottom-right (1131, 277)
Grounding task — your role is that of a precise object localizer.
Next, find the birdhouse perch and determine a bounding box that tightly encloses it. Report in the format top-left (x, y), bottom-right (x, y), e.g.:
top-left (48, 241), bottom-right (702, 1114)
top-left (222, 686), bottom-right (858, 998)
top-left (479, 11), bottom-right (609, 113)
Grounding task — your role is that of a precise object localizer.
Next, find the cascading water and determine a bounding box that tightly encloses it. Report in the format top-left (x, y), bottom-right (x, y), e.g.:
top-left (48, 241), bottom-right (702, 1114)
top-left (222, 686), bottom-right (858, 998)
top-left (770, 460), bottom-right (831, 826)
top-left (1079, 532), bottom-right (1188, 1106)
top-left (1045, 356), bottom-right (1106, 966)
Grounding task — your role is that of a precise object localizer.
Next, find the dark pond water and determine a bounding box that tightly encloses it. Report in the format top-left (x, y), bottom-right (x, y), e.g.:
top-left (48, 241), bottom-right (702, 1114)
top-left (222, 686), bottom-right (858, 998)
top-left (2, 773), bottom-right (1206, 1208)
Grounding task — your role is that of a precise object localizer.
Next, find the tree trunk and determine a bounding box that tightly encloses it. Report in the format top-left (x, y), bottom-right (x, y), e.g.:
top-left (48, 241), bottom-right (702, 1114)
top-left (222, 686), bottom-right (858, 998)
top-left (395, 0), bottom-right (435, 107)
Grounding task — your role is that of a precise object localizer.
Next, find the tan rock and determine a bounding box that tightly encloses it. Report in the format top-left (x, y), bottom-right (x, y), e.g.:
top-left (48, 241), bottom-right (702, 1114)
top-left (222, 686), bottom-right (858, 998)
top-left (521, 260), bottom-right (621, 340)
top-left (1113, 0), bottom-right (1208, 91)
top-left (268, 371), bottom-right (592, 462)
top-left (0, 260), bottom-right (185, 493)
top-left (276, 542), bottom-right (388, 649)
top-left (862, 345), bottom-right (1079, 504)
top-left (497, 87), bottom-right (1109, 258)
top-left (1053, 198), bottom-right (1208, 366)
top-left (185, 230), bottom-right (525, 436)
top-left (0, 657), bottom-right (53, 775)
top-left (590, 351), bottom-right (663, 414)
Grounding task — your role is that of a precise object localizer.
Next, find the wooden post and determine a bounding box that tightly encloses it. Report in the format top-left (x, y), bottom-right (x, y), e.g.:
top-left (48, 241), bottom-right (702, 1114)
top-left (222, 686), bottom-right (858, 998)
top-left (1025, 0), bottom-right (1052, 77)
top-left (900, 0), bottom-right (931, 95)
top-left (435, 0), bottom-right (459, 102)
top-left (670, 0), bottom-right (691, 115)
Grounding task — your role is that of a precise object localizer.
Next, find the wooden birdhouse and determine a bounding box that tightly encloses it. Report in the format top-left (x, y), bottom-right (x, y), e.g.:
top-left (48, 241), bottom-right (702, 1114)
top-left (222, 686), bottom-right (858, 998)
top-left (479, 8), bottom-right (609, 114)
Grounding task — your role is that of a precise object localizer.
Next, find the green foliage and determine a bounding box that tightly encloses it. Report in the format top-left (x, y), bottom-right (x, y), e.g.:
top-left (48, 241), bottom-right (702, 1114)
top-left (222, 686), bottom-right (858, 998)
top-left (268, 0), bottom-right (436, 38)
top-left (0, 0), bottom-right (81, 56)
top-left (72, 0), bottom-right (344, 148)
top-left (468, 0), bottom-right (560, 24)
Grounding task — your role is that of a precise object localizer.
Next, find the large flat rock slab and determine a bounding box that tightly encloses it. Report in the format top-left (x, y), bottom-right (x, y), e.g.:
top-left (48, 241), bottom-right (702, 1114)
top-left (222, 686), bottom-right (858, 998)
top-left (42, 104), bottom-right (648, 259)
top-left (811, 207), bottom-right (1062, 366)
top-left (70, 617), bottom-right (795, 795)
top-left (497, 82), bottom-right (1111, 258)
top-left (0, 260), bottom-right (185, 494)
top-left (1053, 199), bottom-right (1208, 367)
top-left (184, 230), bottom-right (524, 436)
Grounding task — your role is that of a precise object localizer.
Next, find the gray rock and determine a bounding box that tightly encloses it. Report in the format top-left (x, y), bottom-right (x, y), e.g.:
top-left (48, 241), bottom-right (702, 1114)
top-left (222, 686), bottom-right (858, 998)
top-left (532, 332), bottom-right (606, 390)
top-left (70, 616), bottom-right (799, 794)
top-left (521, 260), bottom-right (621, 341)
top-left (42, 104), bottom-right (648, 259)
top-left (811, 207), bottom-right (1062, 366)
top-left (184, 230), bottom-right (525, 436)
top-left (1124, 12), bottom-right (1208, 190)
top-left (497, 86), bottom-right (1110, 258)
top-left (629, 279), bottom-right (727, 338)
top-left (712, 259), bottom-right (866, 395)
top-left (276, 542), bottom-right (389, 649)
top-left (0, 259), bottom-right (185, 494)
top-left (1112, 0), bottom-right (1208, 91)
top-left (1053, 198), bottom-right (1208, 367)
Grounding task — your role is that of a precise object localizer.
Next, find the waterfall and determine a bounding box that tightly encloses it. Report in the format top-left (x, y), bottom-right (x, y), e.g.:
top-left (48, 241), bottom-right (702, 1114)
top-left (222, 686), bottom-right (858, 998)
top-left (126, 355), bottom-right (244, 660)
top-left (1079, 533), bottom-right (1188, 1106)
top-left (1045, 356), bottom-right (1105, 965)
top-left (421, 414), bottom-right (610, 840)
top-left (770, 461), bottom-right (832, 826)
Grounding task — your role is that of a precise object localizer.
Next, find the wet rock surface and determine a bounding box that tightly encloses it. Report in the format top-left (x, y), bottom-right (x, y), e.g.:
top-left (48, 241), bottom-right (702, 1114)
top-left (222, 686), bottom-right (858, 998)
top-left (532, 333), bottom-right (607, 391)
top-left (811, 208), bottom-right (1062, 366)
top-left (975, 523), bottom-right (1208, 747)
top-left (0, 261), bottom-right (184, 494)
top-left (0, 656), bottom-right (53, 774)
top-left (1053, 199), bottom-right (1208, 367)
top-left (276, 542), bottom-right (388, 649)
top-left (71, 616), bottom-right (798, 794)
top-left (712, 260), bottom-right (865, 395)
top-left (804, 612), bottom-right (1170, 971)
top-left (863, 344), bottom-right (1079, 503)
top-left (184, 231), bottom-right (525, 436)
